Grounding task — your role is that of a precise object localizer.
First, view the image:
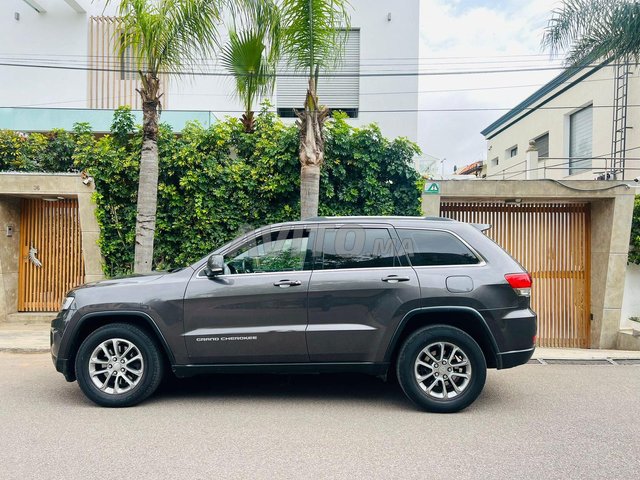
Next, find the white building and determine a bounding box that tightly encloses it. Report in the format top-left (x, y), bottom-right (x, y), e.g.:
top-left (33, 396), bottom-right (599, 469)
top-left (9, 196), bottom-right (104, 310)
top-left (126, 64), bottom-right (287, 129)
top-left (0, 0), bottom-right (419, 144)
top-left (481, 61), bottom-right (640, 181)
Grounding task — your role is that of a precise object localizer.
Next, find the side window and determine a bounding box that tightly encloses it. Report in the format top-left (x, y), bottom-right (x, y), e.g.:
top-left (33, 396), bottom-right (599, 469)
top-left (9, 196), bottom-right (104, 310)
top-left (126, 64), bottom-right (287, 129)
top-left (225, 229), bottom-right (313, 274)
top-left (317, 227), bottom-right (400, 270)
top-left (397, 229), bottom-right (480, 266)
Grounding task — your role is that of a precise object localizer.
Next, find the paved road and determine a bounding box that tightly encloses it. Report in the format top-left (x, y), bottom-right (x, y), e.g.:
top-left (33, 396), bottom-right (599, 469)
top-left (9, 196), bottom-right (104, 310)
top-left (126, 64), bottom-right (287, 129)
top-left (1, 353), bottom-right (639, 480)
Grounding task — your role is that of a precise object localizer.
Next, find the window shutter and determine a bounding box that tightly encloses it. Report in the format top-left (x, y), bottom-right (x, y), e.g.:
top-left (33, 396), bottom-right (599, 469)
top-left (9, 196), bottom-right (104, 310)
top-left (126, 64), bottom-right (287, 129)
top-left (277, 29), bottom-right (360, 116)
top-left (536, 133), bottom-right (549, 159)
top-left (569, 106), bottom-right (593, 174)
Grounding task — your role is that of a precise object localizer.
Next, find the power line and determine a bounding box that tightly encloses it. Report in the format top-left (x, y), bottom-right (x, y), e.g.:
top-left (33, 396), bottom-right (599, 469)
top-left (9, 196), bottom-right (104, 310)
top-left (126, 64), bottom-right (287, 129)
top-left (0, 51), bottom-right (559, 61)
top-left (7, 73), bottom-right (624, 109)
top-left (0, 60), bottom-right (617, 78)
top-left (0, 55), bottom-right (568, 69)
top-left (484, 146), bottom-right (640, 179)
top-left (6, 105), bottom-right (639, 114)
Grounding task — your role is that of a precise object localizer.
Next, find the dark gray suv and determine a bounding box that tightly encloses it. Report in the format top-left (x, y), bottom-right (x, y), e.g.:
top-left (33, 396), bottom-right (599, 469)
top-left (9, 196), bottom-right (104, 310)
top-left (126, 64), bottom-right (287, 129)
top-left (51, 216), bottom-right (536, 412)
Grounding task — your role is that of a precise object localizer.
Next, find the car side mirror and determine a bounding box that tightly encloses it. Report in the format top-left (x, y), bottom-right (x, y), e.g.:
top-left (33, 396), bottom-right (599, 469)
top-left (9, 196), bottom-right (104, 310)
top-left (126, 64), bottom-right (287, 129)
top-left (204, 254), bottom-right (225, 277)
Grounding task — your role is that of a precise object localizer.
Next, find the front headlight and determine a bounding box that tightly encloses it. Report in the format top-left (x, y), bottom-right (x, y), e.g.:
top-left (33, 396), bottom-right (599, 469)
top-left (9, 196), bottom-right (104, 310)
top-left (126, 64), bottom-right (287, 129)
top-left (60, 296), bottom-right (75, 311)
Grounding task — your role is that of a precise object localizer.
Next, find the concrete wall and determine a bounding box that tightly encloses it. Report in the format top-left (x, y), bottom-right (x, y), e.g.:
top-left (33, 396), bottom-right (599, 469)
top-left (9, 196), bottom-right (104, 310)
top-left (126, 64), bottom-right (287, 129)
top-left (422, 179), bottom-right (636, 349)
top-left (0, 198), bottom-right (21, 319)
top-left (484, 66), bottom-right (640, 181)
top-left (0, 0), bottom-right (420, 144)
top-left (0, 173), bottom-right (104, 319)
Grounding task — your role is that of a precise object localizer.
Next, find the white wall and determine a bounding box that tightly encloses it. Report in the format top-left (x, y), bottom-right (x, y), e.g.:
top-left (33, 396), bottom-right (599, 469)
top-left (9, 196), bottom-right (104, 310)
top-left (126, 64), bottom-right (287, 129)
top-left (0, 0), bottom-right (90, 108)
top-left (621, 263), bottom-right (640, 330)
top-left (0, 0), bottom-right (420, 143)
top-left (484, 65), bottom-right (640, 181)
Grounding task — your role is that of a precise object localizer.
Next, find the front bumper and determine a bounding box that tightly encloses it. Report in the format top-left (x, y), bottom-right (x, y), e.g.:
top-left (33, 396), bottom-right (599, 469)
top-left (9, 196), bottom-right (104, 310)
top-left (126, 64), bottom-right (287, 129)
top-left (50, 309), bottom-right (76, 382)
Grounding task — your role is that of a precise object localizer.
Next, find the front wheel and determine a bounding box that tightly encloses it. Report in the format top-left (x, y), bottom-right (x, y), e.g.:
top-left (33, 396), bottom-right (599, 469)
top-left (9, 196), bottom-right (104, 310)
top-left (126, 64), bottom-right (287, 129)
top-left (396, 325), bottom-right (486, 413)
top-left (75, 323), bottom-right (164, 407)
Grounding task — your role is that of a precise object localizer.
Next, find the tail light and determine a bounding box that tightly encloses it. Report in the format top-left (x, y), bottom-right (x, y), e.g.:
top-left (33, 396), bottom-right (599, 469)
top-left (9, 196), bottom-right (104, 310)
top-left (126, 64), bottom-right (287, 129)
top-left (505, 273), bottom-right (532, 296)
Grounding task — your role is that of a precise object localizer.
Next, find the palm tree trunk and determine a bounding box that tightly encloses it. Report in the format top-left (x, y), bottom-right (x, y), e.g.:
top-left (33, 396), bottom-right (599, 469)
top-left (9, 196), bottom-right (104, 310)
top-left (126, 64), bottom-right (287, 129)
top-left (134, 74), bottom-right (161, 273)
top-left (300, 163), bottom-right (321, 219)
top-left (297, 76), bottom-right (329, 219)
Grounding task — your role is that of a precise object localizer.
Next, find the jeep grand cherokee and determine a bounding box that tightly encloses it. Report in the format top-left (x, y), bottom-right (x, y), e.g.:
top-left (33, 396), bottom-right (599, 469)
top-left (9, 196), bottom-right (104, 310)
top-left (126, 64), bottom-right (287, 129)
top-left (51, 216), bottom-right (536, 412)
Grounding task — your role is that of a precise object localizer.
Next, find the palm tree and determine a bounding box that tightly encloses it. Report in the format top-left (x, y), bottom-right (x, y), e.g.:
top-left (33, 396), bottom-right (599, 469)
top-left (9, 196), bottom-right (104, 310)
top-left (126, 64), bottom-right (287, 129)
top-left (220, 0), bottom-right (281, 133)
top-left (543, 0), bottom-right (640, 65)
top-left (280, 0), bottom-right (351, 219)
top-left (110, 0), bottom-right (224, 273)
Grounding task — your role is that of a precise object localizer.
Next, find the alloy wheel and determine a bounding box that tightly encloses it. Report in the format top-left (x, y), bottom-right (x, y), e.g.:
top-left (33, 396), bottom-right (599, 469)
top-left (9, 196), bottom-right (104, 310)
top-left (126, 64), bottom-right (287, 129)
top-left (88, 338), bottom-right (145, 395)
top-left (414, 341), bottom-right (472, 400)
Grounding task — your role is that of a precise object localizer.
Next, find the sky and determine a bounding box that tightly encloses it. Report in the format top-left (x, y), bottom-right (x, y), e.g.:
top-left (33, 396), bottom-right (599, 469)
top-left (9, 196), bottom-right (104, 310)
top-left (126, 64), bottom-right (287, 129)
top-left (418, 0), bottom-right (564, 174)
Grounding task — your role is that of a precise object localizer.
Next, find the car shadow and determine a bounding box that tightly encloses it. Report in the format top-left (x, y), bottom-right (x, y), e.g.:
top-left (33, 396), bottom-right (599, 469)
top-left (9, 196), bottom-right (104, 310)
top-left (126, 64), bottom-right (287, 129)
top-left (153, 372), bottom-right (411, 408)
top-left (52, 371), bottom-right (507, 412)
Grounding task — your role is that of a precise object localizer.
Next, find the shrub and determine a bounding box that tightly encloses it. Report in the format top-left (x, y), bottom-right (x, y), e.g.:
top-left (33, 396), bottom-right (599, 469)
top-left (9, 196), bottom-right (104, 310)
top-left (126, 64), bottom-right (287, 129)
top-left (0, 107), bottom-right (422, 276)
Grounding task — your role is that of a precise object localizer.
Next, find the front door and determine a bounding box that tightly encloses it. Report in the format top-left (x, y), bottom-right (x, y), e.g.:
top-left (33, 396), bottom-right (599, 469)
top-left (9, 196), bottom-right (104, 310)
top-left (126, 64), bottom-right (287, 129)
top-left (306, 225), bottom-right (421, 362)
top-left (183, 227), bottom-right (315, 363)
top-left (18, 198), bottom-right (85, 312)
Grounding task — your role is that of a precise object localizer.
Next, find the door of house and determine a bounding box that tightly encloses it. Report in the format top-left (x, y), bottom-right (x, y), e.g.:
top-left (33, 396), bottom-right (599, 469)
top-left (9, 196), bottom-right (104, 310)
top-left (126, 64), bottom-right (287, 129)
top-left (18, 198), bottom-right (85, 312)
top-left (440, 202), bottom-right (591, 348)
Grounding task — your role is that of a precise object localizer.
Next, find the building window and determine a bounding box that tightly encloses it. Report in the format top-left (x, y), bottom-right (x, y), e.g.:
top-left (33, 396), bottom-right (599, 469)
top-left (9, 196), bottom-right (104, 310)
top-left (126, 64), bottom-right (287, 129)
top-left (534, 133), bottom-right (549, 159)
top-left (569, 105), bottom-right (593, 175)
top-left (491, 157), bottom-right (499, 166)
top-left (509, 146), bottom-right (518, 158)
top-left (277, 29), bottom-right (360, 118)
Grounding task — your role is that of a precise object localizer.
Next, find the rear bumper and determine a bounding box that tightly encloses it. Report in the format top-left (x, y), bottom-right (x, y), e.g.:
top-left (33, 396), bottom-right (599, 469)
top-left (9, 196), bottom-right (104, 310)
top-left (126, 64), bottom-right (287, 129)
top-left (491, 307), bottom-right (537, 369)
top-left (497, 347), bottom-right (535, 369)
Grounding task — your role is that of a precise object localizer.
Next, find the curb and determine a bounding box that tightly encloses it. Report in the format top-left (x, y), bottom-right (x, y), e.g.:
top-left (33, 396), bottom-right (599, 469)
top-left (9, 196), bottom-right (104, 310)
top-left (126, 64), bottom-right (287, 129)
top-left (0, 347), bottom-right (50, 354)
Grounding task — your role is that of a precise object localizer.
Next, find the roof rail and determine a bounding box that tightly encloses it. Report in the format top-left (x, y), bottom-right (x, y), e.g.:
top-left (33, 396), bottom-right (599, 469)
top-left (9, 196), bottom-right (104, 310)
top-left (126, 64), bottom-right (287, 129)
top-left (423, 216), bottom-right (454, 221)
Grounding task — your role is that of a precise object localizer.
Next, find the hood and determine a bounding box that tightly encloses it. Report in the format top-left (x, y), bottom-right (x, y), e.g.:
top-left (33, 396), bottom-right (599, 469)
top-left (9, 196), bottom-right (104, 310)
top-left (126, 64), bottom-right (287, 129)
top-left (75, 271), bottom-right (168, 290)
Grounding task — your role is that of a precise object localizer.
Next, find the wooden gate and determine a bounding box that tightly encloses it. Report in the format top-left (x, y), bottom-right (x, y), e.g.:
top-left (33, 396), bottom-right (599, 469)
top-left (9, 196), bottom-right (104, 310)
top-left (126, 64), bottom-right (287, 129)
top-left (18, 198), bottom-right (85, 312)
top-left (440, 202), bottom-right (591, 348)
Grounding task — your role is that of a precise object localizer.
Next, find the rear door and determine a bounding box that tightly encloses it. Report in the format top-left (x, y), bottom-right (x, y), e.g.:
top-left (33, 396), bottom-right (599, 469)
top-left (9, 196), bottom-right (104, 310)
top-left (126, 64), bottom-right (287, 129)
top-left (183, 226), bottom-right (315, 363)
top-left (306, 224), bottom-right (421, 362)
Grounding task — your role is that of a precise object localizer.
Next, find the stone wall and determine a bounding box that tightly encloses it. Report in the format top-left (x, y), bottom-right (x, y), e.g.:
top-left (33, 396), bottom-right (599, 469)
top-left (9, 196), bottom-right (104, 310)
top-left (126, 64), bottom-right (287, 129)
top-left (0, 173), bottom-right (104, 320)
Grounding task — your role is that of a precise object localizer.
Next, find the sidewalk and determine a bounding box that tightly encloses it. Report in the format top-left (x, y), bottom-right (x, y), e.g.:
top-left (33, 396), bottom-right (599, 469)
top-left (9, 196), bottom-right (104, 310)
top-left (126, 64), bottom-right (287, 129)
top-left (0, 323), bottom-right (50, 353)
top-left (1, 322), bottom-right (640, 359)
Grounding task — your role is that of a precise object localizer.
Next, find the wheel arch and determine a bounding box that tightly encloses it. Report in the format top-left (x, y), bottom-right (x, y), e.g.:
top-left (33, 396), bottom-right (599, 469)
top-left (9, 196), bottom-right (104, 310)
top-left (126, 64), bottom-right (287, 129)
top-left (66, 311), bottom-right (175, 380)
top-left (384, 307), bottom-right (500, 369)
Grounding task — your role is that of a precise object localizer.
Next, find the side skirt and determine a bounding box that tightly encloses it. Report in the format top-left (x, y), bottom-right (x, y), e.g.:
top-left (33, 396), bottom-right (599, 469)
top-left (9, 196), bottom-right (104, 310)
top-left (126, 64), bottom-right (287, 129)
top-left (172, 362), bottom-right (389, 378)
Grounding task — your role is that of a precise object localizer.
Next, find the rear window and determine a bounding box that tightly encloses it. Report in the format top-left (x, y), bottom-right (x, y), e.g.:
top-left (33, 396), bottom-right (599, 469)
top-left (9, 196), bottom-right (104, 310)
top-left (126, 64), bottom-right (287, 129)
top-left (396, 229), bottom-right (480, 266)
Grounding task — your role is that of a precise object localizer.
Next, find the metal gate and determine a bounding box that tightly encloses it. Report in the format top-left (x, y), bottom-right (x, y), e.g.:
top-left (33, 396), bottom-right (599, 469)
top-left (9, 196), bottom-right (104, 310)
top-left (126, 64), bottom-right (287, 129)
top-left (18, 198), bottom-right (85, 312)
top-left (440, 202), bottom-right (591, 348)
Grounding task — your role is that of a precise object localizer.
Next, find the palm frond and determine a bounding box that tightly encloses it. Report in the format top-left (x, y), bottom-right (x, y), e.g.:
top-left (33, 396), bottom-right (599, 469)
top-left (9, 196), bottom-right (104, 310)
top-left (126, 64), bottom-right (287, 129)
top-left (220, 29), bottom-right (275, 113)
top-left (280, 0), bottom-right (352, 75)
top-left (109, 0), bottom-right (224, 77)
top-left (543, 0), bottom-right (640, 66)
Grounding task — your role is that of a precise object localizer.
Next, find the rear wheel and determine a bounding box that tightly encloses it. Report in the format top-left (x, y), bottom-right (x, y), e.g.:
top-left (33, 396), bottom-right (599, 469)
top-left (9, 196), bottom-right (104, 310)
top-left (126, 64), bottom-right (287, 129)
top-left (75, 323), bottom-right (163, 407)
top-left (396, 325), bottom-right (486, 413)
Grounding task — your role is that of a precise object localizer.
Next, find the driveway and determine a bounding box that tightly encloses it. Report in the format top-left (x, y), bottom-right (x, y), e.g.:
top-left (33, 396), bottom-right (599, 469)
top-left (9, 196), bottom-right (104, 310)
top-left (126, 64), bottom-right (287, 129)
top-left (1, 353), bottom-right (638, 479)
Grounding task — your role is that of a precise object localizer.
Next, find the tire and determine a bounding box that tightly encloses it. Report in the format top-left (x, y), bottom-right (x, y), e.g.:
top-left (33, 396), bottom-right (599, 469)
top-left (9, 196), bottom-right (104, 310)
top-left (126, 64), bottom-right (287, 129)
top-left (396, 325), bottom-right (486, 413)
top-left (75, 323), bottom-right (164, 407)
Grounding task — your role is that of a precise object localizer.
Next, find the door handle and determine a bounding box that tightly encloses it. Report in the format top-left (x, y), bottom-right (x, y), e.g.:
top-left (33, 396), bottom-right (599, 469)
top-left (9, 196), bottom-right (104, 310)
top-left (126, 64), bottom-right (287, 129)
top-left (381, 275), bottom-right (411, 283)
top-left (273, 280), bottom-right (302, 287)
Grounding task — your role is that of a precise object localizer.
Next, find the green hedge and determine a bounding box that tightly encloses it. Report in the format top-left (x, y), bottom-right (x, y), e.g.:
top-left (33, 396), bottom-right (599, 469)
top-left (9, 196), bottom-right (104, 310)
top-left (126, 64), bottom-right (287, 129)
top-left (630, 195), bottom-right (640, 265)
top-left (0, 107), bottom-right (423, 276)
